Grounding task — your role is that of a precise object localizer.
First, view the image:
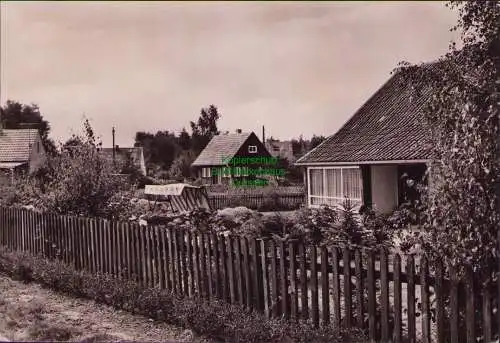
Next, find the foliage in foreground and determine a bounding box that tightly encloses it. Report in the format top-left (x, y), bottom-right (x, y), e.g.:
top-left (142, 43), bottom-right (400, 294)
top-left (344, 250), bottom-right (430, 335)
top-left (0, 247), bottom-right (366, 343)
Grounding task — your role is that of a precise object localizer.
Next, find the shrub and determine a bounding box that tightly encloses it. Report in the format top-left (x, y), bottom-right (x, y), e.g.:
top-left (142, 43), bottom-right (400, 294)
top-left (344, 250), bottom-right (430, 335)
top-left (0, 246), bottom-right (366, 343)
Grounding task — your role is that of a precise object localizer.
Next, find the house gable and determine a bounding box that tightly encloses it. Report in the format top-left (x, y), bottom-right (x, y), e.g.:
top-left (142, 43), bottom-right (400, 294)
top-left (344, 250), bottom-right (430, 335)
top-left (296, 69), bottom-right (434, 166)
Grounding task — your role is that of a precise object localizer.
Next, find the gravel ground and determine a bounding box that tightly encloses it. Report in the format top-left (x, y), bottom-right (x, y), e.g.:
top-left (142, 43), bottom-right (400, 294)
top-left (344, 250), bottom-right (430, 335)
top-left (0, 275), bottom-right (218, 342)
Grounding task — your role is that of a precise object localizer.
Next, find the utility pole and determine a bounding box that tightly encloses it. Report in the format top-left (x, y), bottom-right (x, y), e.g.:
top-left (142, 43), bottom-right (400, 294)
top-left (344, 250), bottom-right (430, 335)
top-left (112, 126), bottom-right (116, 166)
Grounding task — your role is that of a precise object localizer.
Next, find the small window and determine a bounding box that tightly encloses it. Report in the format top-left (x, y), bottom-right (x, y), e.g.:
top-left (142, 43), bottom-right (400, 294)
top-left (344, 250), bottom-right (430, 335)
top-left (36, 142), bottom-right (40, 153)
top-left (248, 145), bottom-right (257, 154)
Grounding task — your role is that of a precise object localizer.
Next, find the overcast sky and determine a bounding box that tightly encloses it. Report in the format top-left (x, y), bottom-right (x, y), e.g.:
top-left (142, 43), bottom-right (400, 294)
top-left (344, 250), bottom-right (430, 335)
top-left (0, 1), bottom-right (459, 147)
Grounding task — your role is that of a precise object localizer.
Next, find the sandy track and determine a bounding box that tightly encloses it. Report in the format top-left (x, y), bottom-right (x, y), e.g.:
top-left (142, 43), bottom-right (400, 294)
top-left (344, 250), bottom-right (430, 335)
top-left (0, 275), bottom-right (217, 342)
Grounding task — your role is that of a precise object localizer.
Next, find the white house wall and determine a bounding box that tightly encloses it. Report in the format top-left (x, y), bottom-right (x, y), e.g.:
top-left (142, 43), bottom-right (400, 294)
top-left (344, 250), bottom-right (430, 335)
top-left (370, 165), bottom-right (398, 214)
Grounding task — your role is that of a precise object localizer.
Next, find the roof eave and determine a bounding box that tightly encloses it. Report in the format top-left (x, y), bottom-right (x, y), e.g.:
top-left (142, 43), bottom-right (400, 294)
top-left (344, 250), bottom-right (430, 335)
top-left (294, 159), bottom-right (431, 166)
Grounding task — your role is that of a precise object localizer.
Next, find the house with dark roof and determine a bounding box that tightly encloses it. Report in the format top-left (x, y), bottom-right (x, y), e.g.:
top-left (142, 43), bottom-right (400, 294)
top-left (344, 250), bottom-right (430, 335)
top-left (191, 130), bottom-right (273, 185)
top-left (0, 129), bottom-right (48, 185)
top-left (99, 146), bottom-right (147, 176)
top-left (295, 68), bottom-right (433, 214)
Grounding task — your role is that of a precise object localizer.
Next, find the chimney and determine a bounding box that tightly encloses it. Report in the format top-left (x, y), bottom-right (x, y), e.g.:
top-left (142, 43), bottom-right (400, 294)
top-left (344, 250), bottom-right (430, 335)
top-left (262, 125), bottom-right (265, 144)
top-left (236, 129), bottom-right (242, 134)
top-left (112, 127), bottom-right (116, 164)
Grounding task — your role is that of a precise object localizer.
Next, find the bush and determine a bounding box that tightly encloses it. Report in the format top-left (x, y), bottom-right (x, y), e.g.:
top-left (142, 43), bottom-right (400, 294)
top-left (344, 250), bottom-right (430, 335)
top-left (0, 246), bottom-right (366, 343)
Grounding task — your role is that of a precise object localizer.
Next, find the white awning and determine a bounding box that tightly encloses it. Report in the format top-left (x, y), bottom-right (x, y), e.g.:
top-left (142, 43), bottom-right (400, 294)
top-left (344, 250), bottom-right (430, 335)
top-left (0, 162), bottom-right (26, 169)
top-left (145, 183), bottom-right (202, 196)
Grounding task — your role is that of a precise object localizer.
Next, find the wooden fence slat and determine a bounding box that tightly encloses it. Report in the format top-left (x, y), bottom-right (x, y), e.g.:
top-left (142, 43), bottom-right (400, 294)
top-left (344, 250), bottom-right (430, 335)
top-left (465, 264), bottom-right (475, 343)
top-left (270, 239), bottom-right (278, 317)
top-left (83, 218), bottom-right (90, 270)
top-left (393, 254), bottom-right (402, 343)
top-left (186, 231), bottom-right (194, 296)
top-left (78, 217), bottom-right (84, 269)
top-left (125, 223), bottom-right (132, 279)
top-left (482, 266), bottom-right (492, 343)
top-left (97, 219), bottom-right (103, 273)
top-left (227, 235), bottom-right (236, 304)
top-left (193, 232), bottom-right (201, 296)
top-left (212, 233), bottom-right (221, 299)
top-left (140, 225), bottom-right (147, 285)
top-left (206, 233), bottom-right (213, 299)
top-left (449, 265), bottom-right (459, 343)
top-left (320, 246), bottom-right (329, 326)
top-left (90, 219), bottom-right (97, 273)
top-left (260, 239), bottom-right (270, 318)
top-left (331, 246), bottom-right (341, 330)
top-left (167, 228), bottom-right (175, 292)
top-left (407, 255), bottom-right (416, 343)
top-left (354, 249), bottom-right (364, 329)
top-left (251, 238), bottom-right (263, 311)
top-left (435, 260), bottom-right (445, 343)
top-left (220, 235), bottom-right (228, 301)
top-left (147, 226), bottom-right (154, 286)
top-left (160, 227), bottom-right (169, 291)
top-left (367, 249), bottom-right (376, 342)
top-left (243, 237), bottom-right (252, 310)
top-left (420, 255), bottom-right (430, 343)
top-left (343, 247), bottom-right (352, 329)
top-left (173, 228), bottom-right (181, 293)
top-left (199, 233), bottom-right (207, 298)
top-left (289, 241), bottom-right (298, 322)
top-left (152, 226), bottom-right (161, 287)
top-left (380, 248), bottom-right (390, 341)
top-left (279, 240), bottom-right (289, 320)
top-left (134, 224), bottom-right (142, 282)
top-left (179, 230), bottom-right (187, 294)
top-left (498, 229), bottom-right (500, 339)
top-left (310, 245), bottom-right (319, 328)
top-left (299, 244), bottom-right (308, 320)
top-left (235, 237), bottom-right (243, 305)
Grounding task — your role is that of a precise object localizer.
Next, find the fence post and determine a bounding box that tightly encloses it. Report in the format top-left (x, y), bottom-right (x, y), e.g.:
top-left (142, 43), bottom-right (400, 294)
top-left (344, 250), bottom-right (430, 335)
top-left (420, 255), bottom-right (430, 343)
top-left (393, 253), bottom-right (402, 343)
top-left (343, 247), bottom-right (352, 329)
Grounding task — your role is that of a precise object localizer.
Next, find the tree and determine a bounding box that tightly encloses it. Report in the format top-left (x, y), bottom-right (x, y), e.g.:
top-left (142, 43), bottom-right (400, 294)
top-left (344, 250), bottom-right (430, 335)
top-left (310, 135), bottom-right (326, 150)
top-left (168, 150), bottom-right (196, 179)
top-left (190, 105), bottom-right (221, 154)
top-left (134, 130), bottom-right (179, 173)
top-left (19, 119), bottom-right (132, 220)
top-left (178, 127), bottom-right (191, 150)
top-left (0, 100), bottom-right (58, 156)
top-left (395, 2), bottom-right (499, 340)
top-left (396, 0), bottom-right (499, 270)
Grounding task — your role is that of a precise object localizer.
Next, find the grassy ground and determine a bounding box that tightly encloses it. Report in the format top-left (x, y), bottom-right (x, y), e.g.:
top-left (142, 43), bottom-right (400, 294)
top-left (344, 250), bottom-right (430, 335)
top-left (0, 275), bottom-right (215, 342)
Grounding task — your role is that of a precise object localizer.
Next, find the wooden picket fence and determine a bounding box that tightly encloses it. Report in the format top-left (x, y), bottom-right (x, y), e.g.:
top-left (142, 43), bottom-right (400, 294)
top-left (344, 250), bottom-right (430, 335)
top-left (208, 193), bottom-right (305, 211)
top-left (0, 207), bottom-right (498, 343)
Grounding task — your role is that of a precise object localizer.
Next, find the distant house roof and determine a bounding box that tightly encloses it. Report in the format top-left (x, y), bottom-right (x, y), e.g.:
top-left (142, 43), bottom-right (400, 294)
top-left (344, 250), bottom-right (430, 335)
top-left (100, 146), bottom-right (144, 170)
top-left (296, 69), bottom-right (433, 165)
top-left (191, 132), bottom-right (253, 167)
top-left (0, 129), bottom-right (39, 163)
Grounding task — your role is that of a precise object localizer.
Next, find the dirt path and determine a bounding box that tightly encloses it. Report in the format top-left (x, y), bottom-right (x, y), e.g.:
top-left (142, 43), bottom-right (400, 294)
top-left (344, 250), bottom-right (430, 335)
top-left (0, 276), bottom-right (217, 342)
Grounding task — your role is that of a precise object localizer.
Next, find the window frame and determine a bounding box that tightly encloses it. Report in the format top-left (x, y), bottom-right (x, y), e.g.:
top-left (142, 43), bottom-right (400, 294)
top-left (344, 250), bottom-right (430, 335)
top-left (248, 145), bottom-right (258, 154)
top-left (307, 166), bottom-right (363, 207)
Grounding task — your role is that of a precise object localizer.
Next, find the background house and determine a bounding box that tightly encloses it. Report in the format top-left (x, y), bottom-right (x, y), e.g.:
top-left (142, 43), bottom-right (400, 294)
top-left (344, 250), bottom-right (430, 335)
top-left (295, 67), bottom-right (433, 214)
top-left (265, 139), bottom-right (295, 163)
top-left (191, 130), bottom-right (272, 185)
top-left (99, 146), bottom-right (147, 176)
top-left (0, 129), bottom-right (47, 185)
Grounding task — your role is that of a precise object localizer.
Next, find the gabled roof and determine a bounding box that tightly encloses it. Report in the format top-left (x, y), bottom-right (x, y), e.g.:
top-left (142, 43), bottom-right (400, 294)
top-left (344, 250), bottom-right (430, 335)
top-left (191, 132), bottom-right (253, 166)
top-left (296, 69), bottom-right (433, 165)
top-left (0, 129), bottom-right (40, 162)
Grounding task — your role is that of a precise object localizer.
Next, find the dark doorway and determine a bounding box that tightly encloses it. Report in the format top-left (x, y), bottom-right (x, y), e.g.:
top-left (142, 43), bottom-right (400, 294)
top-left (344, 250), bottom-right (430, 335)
top-left (397, 163), bottom-right (427, 206)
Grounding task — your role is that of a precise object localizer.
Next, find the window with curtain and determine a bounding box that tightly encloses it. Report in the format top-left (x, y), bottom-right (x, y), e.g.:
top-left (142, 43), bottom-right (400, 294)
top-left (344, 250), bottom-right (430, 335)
top-left (308, 167), bottom-right (362, 206)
